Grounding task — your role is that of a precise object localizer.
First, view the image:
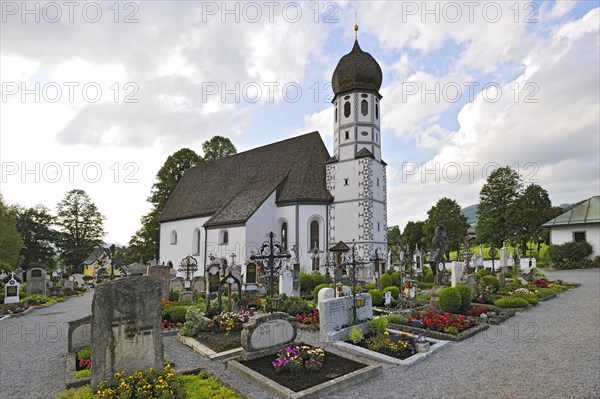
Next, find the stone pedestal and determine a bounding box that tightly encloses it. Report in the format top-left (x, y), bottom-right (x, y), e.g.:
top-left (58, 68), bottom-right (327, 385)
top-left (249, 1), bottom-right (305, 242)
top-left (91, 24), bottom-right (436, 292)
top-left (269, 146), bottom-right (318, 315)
top-left (429, 287), bottom-right (444, 310)
top-left (451, 262), bottom-right (463, 287)
top-left (147, 266), bottom-right (171, 301)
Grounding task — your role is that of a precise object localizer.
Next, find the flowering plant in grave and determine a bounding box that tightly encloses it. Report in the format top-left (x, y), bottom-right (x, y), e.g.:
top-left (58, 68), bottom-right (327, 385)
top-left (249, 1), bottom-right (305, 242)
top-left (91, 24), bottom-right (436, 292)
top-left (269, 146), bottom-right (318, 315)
top-left (510, 288), bottom-right (538, 296)
top-left (273, 344), bottom-right (325, 372)
top-left (209, 310), bottom-right (252, 333)
top-left (475, 285), bottom-right (494, 304)
top-left (295, 309), bottom-right (319, 330)
top-left (407, 309), bottom-right (477, 334)
top-left (531, 279), bottom-right (549, 288)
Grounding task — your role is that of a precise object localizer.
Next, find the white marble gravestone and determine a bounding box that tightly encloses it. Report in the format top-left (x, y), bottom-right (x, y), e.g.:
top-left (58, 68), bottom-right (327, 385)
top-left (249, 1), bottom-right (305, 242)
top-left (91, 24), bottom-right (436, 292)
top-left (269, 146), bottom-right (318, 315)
top-left (451, 261), bottom-right (463, 287)
top-left (317, 287), bottom-right (335, 303)
top-left (4, 273), bottom-right (20, 304)
top-left (318, 294), bottom-right (373, 342)
top-left (279, 267), bottom-right (294, 296)
top-left (240, 313), bottom-right (297, 359)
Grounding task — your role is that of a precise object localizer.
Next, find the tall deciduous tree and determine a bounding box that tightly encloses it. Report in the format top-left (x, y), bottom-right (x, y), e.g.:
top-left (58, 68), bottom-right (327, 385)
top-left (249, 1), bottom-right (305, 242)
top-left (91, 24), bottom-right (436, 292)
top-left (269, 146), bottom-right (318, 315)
top-left (0, 195), bottom-right (24, 271)
top-left (127, 148), bottom-right (202, 263)
top-left (476, 166), bottom-right (523, 247)
top-left (511, 184), bottom-right (554, 253)
top-left (15, 205), bottom-right (57, 270)
top-left (387, 225), bottom-right (401, 248)
top-left (402, 221), bottom-right (426, 252)
top-left (424, 197), bottom-right (469, 259)
top-left (56, 189), bottom-right (105, 273)
top-left (202, 135), bottom-right (237, 162)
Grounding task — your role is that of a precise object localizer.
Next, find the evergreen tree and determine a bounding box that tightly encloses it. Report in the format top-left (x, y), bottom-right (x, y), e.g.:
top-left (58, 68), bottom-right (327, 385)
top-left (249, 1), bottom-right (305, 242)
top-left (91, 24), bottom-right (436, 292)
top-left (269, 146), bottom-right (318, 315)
top-left (0, 195), bottom-right (24, 271)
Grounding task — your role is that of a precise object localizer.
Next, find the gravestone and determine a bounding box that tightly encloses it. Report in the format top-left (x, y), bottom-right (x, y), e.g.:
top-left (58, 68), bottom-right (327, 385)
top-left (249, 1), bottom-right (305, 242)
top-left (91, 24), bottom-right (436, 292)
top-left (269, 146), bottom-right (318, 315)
top-left (241, 312), bottom-right (297, 360)
top-left (4, 273), bottom-right (21, 304)
top-left (13, 268), bottom-right (24, 281)
top-left (279, 267), bottom-right (294, 296)
top-left (170, 277), bottom-right (185, 293)
top-left (384, 291), bottom-right (392, 306)
top-left (64, 280), bottom-right (74, 290)
top-left (496, 272), bottom-right (506, 287)
top-left (207, 265), bottom-right (220, 294)
top-left (26, 267), bottom-right (47, 296)
top-left (451, 261), bottom-right (463, 287)
top-left (191, 277), bottom-right (205, 293)
top-left (319, 294), bottom-right (373, 342)
top-left (146, 266), bottom-right (171, 301)
top-left (317, 287), bottom-right (335, 303)
top-left (90, 277), bottom-right (163, 390)
top-left (292, 263), bottom-right (301, 296)
top-left (499, 243), bottom-right (509, 273)
top-left (179, 291), bottom-right (193, 303)
top-left (466, 275), bottom-right (478, 299)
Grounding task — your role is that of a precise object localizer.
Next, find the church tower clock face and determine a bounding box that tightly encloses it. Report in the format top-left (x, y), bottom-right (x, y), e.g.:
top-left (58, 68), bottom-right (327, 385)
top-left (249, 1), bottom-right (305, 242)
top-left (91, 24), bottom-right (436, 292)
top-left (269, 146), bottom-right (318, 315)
top-left (326, 25), bottom-right (388, 267)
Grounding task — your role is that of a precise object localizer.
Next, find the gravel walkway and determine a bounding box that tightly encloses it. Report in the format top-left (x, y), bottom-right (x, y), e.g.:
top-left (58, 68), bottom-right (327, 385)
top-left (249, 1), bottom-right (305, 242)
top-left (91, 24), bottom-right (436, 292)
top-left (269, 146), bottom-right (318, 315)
top-left (1, 269), bottom-right (598, 399)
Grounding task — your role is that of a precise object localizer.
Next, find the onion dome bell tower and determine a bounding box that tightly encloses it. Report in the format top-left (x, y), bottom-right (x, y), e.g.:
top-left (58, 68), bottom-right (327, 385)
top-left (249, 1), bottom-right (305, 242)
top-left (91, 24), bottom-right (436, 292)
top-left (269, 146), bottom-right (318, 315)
top-left (326, 25), bottom-right (388, 275)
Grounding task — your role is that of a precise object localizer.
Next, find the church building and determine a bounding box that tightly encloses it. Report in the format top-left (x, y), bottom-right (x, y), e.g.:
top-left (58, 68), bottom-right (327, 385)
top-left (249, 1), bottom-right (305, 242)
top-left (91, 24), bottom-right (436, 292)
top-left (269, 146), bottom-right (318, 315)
top-left (158, 27), bottom-right (388, 285)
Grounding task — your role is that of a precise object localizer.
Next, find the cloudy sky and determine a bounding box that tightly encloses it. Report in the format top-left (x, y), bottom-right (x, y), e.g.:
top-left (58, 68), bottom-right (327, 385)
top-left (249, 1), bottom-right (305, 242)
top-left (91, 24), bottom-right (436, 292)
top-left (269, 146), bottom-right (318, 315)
top-left (1, 0), bottom-right (599, 245)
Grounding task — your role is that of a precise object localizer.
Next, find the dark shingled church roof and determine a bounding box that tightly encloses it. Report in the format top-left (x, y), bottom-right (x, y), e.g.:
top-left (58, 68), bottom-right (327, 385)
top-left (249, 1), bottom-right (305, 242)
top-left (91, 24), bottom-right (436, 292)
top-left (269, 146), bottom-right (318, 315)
top-left (158, 132), bottom-right (333, 226)
top-left (331, 39), bottom-right (383, 98)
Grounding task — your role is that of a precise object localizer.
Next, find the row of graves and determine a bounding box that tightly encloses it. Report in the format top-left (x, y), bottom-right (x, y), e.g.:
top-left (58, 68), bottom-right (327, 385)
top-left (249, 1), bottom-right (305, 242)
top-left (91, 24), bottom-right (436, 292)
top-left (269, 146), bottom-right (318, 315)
top-left (64, 229), bottom-right (580, 399)
top-left (1, 267), bottom-right (87, 316)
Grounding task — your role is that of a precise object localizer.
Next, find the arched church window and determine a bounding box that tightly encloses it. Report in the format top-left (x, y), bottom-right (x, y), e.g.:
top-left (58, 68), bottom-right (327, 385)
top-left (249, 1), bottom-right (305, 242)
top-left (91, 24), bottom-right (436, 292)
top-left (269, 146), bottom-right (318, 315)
top-left (310, 220), bottom-right (319, 250)
top-left (170, 230), bottom-right (177, 245)
top-left (361, 100), bottom-right (368, 116)
top-left (344, 101), bottom-right (351, 117)
top-left (281, 222), bottom-right (288, 251)
top-left (193, 228), bottom-right (201, 255)
top-left (220, 230), bottom-right (229, 245)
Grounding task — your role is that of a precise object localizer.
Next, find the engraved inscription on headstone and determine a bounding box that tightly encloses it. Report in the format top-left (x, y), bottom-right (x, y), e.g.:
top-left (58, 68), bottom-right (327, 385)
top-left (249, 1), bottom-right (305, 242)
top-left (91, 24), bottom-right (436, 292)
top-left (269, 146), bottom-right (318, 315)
top-left (241, 313), bottom-right (297, 353)
top-left (26, 267), bottom-right (46, 296)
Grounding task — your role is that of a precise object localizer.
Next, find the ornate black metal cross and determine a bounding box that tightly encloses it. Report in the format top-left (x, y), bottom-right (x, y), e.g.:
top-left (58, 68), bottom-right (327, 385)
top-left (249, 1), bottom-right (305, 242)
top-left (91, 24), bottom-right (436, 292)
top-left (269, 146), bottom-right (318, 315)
top-left (250, 232), bottom-right (291, 311)
top-left (340, 240), bottom-right (368, 325)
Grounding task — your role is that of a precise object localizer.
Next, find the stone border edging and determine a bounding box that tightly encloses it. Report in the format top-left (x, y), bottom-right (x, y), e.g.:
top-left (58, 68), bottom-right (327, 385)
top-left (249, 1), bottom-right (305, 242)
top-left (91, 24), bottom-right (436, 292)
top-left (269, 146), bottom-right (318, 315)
top-left (177, 332), bottom-right (243, 361)
top-left (65, 352), bottom-right (91, 389)
top-left (332, 328), bottom-right (450, 367)
top-left (226, 344), bottom-right (382, 399)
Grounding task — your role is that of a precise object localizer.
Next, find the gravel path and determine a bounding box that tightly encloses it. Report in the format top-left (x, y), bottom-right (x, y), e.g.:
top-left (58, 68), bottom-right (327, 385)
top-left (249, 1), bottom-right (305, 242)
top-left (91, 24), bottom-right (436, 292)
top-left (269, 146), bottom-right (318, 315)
top-left (1, 269), bottom-right (598, 399)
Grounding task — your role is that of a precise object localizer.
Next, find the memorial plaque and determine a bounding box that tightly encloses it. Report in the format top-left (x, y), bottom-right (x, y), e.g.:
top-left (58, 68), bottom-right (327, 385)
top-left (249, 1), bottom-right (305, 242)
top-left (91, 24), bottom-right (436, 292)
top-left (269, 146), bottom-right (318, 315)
top-left (241, 313), bottom-right (297, 354)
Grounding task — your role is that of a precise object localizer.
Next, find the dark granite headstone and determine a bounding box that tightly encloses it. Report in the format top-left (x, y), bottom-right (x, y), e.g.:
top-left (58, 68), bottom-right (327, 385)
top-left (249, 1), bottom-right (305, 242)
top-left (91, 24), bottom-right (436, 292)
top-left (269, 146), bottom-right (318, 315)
top-left (26, 267), bottom-right (46, 296)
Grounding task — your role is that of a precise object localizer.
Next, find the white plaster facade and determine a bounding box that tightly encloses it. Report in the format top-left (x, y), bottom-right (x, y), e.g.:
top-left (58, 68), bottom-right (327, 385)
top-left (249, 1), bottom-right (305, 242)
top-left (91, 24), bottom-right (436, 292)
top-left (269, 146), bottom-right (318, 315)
top-left (549, 224), bottom-right (600, 257)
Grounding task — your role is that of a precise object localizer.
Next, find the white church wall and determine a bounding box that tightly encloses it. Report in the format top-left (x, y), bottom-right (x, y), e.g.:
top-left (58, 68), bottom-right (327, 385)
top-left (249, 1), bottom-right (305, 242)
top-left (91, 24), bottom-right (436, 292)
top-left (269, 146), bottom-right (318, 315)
top-left (159, 217), bottom-right (208, 275)
top-left (297, 204), bottom-right (327, 270)
top-left (245, 191), bottom-right (279, 260)
top-left (205, 225), bottom-right (246, 265)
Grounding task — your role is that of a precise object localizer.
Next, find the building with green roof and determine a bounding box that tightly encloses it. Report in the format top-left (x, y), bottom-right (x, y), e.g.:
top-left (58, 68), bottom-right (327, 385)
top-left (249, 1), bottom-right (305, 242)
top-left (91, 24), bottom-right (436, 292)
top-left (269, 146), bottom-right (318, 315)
top-left (542, 196), bottom-right (600, 257)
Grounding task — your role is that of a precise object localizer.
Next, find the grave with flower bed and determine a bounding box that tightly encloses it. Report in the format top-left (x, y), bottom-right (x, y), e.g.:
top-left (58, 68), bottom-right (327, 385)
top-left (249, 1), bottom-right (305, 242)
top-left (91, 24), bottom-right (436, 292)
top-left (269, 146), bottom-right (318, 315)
top-left (333, 316), bottom-right (449, 367)
top-left (226, 312), bottom-right (381, 399)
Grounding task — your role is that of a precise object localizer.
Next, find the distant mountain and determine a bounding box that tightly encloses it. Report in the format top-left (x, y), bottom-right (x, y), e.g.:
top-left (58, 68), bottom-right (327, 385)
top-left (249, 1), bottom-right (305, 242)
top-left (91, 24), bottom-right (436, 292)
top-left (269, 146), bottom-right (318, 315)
top-left (461, 204), bottom-right (478, 227)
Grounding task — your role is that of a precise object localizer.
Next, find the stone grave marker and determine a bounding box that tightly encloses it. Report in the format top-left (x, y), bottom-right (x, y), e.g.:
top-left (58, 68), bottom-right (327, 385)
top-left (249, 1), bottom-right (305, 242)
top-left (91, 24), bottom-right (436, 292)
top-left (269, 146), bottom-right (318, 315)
top-left (64, 280), bottom-right (74, 290)
top-left (4, 273), bottom-right (21, 304)
top-left (146, 265), bottom-right (171, 301)
top-left (496, 272), bottom-right (506, 287)
top-left (90, 277), bottom-right (163, 390)
top-left (279, 267), bottom-right (294, 296)
top-left (207, 265), bottom-right (220, 294)
top-left (499, 243), bottom-right (510, 273)
top-left (292, 263), bottom-right (301, 296)
top-left (26, 267), bottom-right (47, 296)
top-left (451, 261), bottom-right (463, 287)
top-left (170, 276), bottom-right (185, 293)
top-left (384, 290), bottom-right (392, 306)
top-left (317, 287), bottom-right (335, 303)
top-left (191, 277), bottom-right (205, 293)
top-left (319, 294), bottom-right (372, 342)
top-left (179, 291), bottom-right (194, 303)
top-left (466, 275), bottom-right (477, 299)
top-left (241, 312), bottom-right (297, 360)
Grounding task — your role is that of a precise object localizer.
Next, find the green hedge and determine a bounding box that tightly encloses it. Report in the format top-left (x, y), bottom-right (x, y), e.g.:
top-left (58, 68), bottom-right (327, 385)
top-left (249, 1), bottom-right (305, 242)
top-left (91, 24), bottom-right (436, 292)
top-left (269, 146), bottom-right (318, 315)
top-left (494, 297), bottom-right (529, 308)
top-left (514, 293), bottom-right (538, 305)
top-left (439, 287), bottom-right (461, 313)
top-left (480, 275), bottom-right (500, 293)
top-left (313, 283), bottom-right (331, 302)
top-left (300, 273), bottom-right (326, 293)
top-left (548, 241), bottom-right (594, 269)
top-left (391, 272), bottom-right (402, 286)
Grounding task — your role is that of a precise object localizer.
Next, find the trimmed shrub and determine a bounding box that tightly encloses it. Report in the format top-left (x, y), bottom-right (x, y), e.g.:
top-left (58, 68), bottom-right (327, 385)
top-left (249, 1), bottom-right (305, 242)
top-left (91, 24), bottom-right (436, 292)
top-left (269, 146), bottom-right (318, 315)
top-left (548, 241), bottom-right (593, 269)
top-left (386, 269), bottom-right (395, 275)
top-left (313, 283), bottom-right (331, 302)
top-left (514, 293), bottom-right (538, 305)
top-left (480, 275), bottom-right (500, 293)
top-left (439, 287), bottom-right (461, 313)
top-left (423, 268), bottom-right (434, 283)
top-left (367, 316), bottom-right (388, 334)
top-left (182, 306), bottom-right (210, 336)
top-left (529, 267), bottom-right (549, 281)
top-left (363, 283), bottom-right (378, 290)
top-left (455, 284), bottom-right (472, 311)
top-left (301, 273), bottom-right (325, 294)
top-left (387, 313), bottom-right (406, 325)
top-left (391, 272), bottom-right (402, 286)
top-left (369, 289), bottom-right (384, 306)
top-left (348, 326), bottom-right (364, 344)
top-left (474, 269), bottom-right (490, 280)
top-left (383, 286), bottom-right (400, 300)
top-left (161, 305), bottom-right (189, 323)
top-left (494, 297), bottom-right (529, 308)
top-left (380, 274), bottom-right (393, 288)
